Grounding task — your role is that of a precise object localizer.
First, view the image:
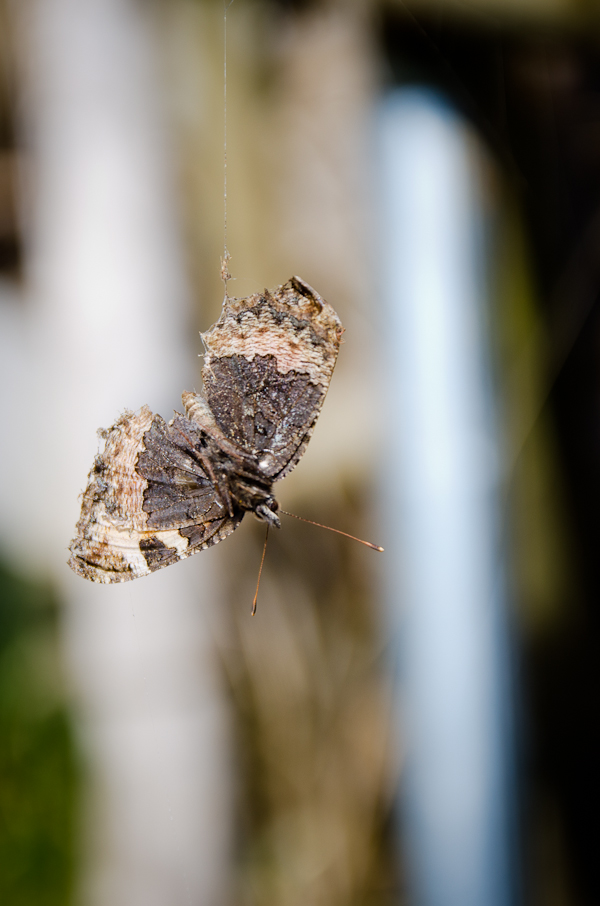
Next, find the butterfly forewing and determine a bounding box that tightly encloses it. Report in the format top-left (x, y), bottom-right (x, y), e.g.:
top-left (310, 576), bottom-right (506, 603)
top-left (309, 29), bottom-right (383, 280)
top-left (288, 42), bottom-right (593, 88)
top-left (201, 276), bottom-right (343, 480)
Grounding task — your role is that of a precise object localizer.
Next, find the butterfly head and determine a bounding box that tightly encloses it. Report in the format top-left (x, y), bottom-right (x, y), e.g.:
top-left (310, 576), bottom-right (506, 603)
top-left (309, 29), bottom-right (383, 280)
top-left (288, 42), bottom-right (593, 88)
top-left (254, 496), bottom-right (281, 529)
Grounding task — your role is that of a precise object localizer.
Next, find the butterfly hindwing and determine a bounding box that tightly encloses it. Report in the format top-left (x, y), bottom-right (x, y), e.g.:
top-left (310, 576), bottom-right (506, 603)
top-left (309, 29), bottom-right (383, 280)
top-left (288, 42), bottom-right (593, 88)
top-left (68, 407), bottom-right (241, 584)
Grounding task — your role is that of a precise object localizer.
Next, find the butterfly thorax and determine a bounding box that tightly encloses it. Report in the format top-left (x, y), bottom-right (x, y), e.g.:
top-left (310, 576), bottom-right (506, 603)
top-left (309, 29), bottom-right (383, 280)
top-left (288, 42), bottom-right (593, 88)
top-left (169, 407), bottom-right (281, 528)
top-left (209, 444), bottom-right (280, 528)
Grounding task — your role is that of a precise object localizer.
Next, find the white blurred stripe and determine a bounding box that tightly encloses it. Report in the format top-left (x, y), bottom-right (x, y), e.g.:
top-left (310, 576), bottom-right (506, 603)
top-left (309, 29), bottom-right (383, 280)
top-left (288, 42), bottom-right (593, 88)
top-left (378, 88), bottom-right (516, 906)
top-left (3, 1), bottom-right (232, 904)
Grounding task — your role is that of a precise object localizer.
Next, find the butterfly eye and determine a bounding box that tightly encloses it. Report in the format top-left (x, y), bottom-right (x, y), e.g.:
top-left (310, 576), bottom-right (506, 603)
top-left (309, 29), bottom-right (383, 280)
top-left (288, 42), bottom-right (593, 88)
top-left (266, 496), bottom-right (279, 512)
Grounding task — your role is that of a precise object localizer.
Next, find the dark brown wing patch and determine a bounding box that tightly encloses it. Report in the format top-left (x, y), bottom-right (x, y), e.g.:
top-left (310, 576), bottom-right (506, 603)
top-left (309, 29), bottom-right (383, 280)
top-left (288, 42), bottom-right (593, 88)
top-left (136, 414), bottom-right (227, 530)
top-left (201, 354), bottom-right (324, 480)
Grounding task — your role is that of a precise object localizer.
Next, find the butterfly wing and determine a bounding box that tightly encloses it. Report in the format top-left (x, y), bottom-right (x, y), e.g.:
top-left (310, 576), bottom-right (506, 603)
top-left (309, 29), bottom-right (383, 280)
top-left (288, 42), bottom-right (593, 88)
top-left (68, 406), bottom-right (242, 583)
top-left (201, 276), bottom-right (343, 481)
top-left (69, 277), bottom-right (343, 584)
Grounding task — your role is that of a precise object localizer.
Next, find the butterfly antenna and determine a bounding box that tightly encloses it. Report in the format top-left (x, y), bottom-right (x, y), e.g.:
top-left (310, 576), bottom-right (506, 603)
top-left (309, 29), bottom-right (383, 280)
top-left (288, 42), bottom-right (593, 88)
top-left (251, 525), bottom-right (269, 616)
top-left (280, 510), bottom-right (384, 552)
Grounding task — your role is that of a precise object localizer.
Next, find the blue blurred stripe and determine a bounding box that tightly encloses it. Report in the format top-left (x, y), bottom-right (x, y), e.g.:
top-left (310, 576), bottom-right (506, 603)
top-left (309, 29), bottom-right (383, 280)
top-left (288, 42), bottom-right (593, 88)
top-left (377, 88), bottom-right (517, 906)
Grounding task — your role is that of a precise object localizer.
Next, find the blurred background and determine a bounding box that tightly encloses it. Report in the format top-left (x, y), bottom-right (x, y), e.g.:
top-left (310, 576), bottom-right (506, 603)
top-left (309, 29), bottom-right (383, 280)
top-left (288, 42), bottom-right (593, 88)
top-left (0, 0), bottom-right (598, 905)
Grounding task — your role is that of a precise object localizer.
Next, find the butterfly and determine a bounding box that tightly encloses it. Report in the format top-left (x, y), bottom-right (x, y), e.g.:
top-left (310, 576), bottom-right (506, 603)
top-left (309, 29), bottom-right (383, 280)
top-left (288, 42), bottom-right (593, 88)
top-left (68, 276), bottom-right (344, 583)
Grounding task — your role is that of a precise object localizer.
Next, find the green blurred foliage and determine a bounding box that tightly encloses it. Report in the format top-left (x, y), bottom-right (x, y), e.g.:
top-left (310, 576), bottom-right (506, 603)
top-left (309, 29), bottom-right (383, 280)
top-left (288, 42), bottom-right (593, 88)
top-left (0, 562), bottom-right (80, 906)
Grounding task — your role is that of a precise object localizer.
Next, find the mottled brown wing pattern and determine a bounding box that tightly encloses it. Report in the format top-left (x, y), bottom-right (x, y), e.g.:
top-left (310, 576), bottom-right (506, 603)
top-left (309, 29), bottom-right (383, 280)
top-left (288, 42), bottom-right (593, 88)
top-left (68, 277), bottom-right (343, 584)
top-left (136, 413), bottom-right (229, 530)
top-left (68, 407), bottom-right (241, 584)
top-left (201, 276), bottom-right (343, 481)
top-left (201, 355), bottom-right (325, 481)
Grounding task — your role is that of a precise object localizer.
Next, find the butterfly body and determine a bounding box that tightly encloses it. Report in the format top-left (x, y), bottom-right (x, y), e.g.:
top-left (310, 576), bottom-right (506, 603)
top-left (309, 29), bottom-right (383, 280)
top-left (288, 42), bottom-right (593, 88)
top-left (68, 277), bottom-right (343, 583)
